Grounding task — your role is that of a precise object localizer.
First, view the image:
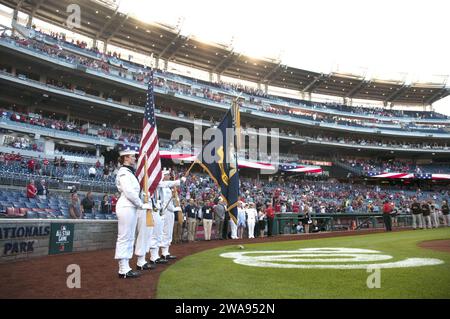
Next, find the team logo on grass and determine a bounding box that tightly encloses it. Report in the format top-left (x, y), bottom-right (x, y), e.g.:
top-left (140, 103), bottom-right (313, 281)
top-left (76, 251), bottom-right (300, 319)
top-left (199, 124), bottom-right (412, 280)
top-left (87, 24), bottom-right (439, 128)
top-left (220, 248), bottom-right (444, 269)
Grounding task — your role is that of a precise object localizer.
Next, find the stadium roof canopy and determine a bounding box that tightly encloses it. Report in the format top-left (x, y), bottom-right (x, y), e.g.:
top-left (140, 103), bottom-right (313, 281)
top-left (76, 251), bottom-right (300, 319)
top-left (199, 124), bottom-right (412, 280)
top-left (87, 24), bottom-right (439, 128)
top-left (2, 0), bottom-right (449, 105)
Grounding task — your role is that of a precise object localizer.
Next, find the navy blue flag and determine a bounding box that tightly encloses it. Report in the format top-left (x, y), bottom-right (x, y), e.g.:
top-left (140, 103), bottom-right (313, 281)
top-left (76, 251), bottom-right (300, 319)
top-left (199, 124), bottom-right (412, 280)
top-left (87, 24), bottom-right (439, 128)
top-left (199, 107), bottom-right (240, 224)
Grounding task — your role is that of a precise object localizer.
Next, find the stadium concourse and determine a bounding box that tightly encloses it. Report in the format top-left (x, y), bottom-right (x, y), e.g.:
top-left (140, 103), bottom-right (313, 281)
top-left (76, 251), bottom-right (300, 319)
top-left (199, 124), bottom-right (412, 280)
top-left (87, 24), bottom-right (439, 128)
top-left (0, 0), bottom-right (449, 298)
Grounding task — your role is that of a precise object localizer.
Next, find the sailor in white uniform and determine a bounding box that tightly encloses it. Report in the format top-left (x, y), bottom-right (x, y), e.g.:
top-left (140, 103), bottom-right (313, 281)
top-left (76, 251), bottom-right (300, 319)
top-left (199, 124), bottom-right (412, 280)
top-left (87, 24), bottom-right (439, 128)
top-left (246, 202), bottom-right (258, 239)
top-left (158, 169), bottom-right (186, 261)
top-left (114, 145), bottom-right (152, 279)
top-left (149, 168), bottom-right (186, 263)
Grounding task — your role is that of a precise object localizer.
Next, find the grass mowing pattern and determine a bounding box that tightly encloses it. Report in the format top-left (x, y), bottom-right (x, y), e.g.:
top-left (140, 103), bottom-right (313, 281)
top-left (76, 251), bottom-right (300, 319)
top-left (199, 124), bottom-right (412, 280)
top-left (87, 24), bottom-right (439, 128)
top-left (157, 228), bottom-right (450, 299)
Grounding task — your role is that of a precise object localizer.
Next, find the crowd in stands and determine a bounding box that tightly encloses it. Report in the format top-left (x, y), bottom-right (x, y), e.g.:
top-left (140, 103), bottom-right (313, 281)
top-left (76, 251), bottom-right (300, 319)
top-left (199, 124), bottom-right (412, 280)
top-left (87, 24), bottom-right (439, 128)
top-left (340, 158), bottom-right (450, 174)
top-left (1, 156), bottom-right (449, 237)
top-left (1, 30), bottom-right (449, 128)
top-left (2, 135), bottom-right (43, 152)
top-left (2, 108), bottom-right (141, 144)
top-left (3, 103), bottom-right (450, 153)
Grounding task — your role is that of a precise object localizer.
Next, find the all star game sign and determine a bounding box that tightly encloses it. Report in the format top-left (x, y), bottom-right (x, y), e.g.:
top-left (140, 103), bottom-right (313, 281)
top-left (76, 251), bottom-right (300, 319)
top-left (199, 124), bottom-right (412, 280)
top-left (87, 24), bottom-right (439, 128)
top-left (48, 223), bottom-right (74, 255)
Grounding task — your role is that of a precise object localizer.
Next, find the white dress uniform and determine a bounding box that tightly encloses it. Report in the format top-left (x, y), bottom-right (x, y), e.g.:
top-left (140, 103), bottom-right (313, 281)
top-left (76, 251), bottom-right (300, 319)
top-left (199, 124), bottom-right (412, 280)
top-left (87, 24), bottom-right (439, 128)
top-left (246, 207), bottom-right (258, 239)
top-left (230, 215), bottom-right (238, 239)
top-left (114, 165), bottom-right (145, 275)
top-left (134, 196), bottom-right (154, 267)
top-left (149, 196), bottom-right (164, 262)
top-left (158, 179), bottom-right (181, 257)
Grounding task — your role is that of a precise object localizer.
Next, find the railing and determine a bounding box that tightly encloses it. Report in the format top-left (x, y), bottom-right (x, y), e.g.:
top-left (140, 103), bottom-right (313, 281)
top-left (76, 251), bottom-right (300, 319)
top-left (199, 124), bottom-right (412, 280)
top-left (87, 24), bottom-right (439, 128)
top-left (273, 213), bottom-right (412, 235)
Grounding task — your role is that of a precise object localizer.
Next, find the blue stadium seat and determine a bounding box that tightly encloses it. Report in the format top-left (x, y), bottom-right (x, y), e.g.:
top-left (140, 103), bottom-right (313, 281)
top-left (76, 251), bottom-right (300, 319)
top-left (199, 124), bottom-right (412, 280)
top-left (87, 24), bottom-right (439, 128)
top-left (94, 214), bottom-right (106, 220)
top-left (83, 213), bottom-right (93, 220)
top-left (37, 203), bottom-right (47, 209)
top-left (26, 211), bottom-right (38, 218)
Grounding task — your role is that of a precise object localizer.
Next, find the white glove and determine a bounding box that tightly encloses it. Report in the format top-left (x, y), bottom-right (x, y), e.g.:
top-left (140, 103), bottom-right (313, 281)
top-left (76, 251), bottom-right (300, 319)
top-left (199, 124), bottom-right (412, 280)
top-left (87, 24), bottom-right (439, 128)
top-left (141, 203), bottom-right (152, 210)
top-left (181, 176), bottom-right (187, 183)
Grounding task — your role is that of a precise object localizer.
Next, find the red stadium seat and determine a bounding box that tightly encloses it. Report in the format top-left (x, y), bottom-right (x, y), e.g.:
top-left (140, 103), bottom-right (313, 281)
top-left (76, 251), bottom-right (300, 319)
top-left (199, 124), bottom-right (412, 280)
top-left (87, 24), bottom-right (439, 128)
top-left (18, 208), bottom-right (27, 217)
top-left (6, 207), bottom-right (15, 216)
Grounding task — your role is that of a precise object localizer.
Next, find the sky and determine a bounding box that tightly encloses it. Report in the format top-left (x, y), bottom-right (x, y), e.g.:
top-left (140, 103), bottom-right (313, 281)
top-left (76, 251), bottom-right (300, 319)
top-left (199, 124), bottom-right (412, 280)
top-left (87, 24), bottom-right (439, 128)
top-left (118, 0), bottom-right (450, 115)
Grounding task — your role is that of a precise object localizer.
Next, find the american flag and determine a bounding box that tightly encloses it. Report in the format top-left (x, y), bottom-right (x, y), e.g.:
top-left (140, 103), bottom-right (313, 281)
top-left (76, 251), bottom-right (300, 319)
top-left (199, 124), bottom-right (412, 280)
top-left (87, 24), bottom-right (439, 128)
top-left (415, 173), bottom-right (432, 179)
top-left (136, 71), bottom-right (162, 195)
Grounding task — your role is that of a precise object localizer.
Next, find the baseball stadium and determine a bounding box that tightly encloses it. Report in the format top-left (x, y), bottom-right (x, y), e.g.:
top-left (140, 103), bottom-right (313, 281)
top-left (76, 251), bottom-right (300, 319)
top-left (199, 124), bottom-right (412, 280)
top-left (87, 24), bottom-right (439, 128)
top-left (0, 0), bottom-right (449, 302)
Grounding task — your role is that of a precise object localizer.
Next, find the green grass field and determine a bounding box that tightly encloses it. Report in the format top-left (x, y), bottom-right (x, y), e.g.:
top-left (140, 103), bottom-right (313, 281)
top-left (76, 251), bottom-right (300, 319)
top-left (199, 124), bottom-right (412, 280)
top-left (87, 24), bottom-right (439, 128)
top-left (157, 228), bottom-right (450, 299)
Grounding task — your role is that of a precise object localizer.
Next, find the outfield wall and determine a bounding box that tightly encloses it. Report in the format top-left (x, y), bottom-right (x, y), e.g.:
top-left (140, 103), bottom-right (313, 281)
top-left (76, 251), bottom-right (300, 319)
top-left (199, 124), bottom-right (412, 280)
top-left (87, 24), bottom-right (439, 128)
top-left (0, 219), bottom-right (117, 263)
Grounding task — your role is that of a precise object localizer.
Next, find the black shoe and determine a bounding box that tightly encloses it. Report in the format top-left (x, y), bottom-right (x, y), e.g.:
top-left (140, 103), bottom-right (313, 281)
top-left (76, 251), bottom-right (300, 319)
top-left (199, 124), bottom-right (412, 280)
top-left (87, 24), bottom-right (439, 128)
top-left (137, 263), bottom-right (155, 271)
top-left (118, 270), bottom-right (140, 279)
top-left (150, 258), bottom-right (168, 264)
top-left (162, 255), bottom-right (177, 260)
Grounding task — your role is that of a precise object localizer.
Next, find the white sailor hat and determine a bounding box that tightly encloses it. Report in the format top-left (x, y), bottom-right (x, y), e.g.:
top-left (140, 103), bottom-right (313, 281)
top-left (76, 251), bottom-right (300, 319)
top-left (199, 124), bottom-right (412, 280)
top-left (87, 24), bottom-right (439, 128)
top-left (118, 144), bottom-right (139, 156)
top-left (162, 167), bottom-right (171, 176)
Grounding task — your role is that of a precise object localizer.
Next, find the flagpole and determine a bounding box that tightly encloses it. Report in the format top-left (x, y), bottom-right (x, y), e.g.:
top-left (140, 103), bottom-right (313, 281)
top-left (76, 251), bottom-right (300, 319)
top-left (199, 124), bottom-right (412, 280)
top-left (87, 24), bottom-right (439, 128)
top-left (143, 152), bottom-right (154, 227)
top-left (184, 159), bottom-right (197, 177)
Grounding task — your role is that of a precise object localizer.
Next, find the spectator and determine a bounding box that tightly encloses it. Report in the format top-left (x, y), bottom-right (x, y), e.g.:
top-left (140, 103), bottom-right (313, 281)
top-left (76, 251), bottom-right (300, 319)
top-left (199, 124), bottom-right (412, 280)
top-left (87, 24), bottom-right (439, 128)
top-left (442, 200), bottom-right (449, 226)
top-left (27, 158), bottom-right (35, 173)
top-left (296, 221), bottom-right (304, 233)
top-left (213, 198), bottom-right (226, 240)
top-left (185, 199), bottom-right (197, 242)
top-left (95, 159), bottom-right (101, 169)
top-left (202, 199), bottom-right (213, 241)
top-left (73, 161), bottom-right (79, 174)
top-left (421, 201), bottom-right (432, 229)
top-left (311, 220), bottom-right (320, 233)
top-left (111, 192), bottom-right (119, 214)
top-left (88, 166), bottom-right (96, 178)
top-left (100, 194), bottom-right (111, 214)
top-left (26, 180), bottom-right (37, 198)
top-left (303, 211), bottom-right (312, 234)
top-left (410, 197), bottom-right (423, 230)
top-left (237, 202), bottom-right (247, 239)
top-left (36, 179), bottom-right (49, 199)
top-left (81, 191), bottom-right (96, 215)
top-left (103, 165), bottom-right (110, 179)
top-left (258, 205), bottom-right (266, 237)
top-left (265, 202), bottom-right (275, 237)
top-left (69, 192), bottom-right (83, 219)
top-left (382, 200), bottom-right (393, 232)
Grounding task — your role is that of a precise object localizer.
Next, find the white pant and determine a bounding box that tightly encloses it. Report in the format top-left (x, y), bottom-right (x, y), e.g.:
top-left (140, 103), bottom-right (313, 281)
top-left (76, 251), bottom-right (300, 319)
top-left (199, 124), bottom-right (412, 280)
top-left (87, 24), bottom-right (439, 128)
top-left (149, 212), bottom-right (164, 261)
top-left (445, 214), bottom-right (450, 226)
top-left (203, 219), bottom-right (213, 240)
top-left (423, 215), bottom-right (432, 229)
top-left (161, 211), bottom-right (174, 256)
top-left (412, 214), bottom-right (423, 229)
top-left (430, 212), bottom-right (439, 228)
top-left (115, 205), bottom-right (138, 273)
top-left (230, 219), bottom-right (238, 239)
top-left (247, 219), bottom-right (256, 238)
top-left (135, 209), bottom-right (154, 266)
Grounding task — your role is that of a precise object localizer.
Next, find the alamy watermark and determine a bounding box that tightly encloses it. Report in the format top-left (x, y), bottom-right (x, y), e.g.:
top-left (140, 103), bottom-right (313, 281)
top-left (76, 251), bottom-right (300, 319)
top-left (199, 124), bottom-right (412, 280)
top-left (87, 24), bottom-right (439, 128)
top-left (66, 264), bottom-right (81, 289)
top-left (66, 4), bottom-right (81, 29)
top-left (366, 266), bottom-right (381, 289)
top-left (170, 121), bottom-right (280, 174)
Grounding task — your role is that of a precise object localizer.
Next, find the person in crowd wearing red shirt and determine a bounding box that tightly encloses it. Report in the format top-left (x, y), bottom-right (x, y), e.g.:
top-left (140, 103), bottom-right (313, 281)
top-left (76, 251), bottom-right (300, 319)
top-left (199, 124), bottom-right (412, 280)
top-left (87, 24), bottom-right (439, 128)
top-left (111, 192), bottom-right (119, 214)
top-left (274, 200), bottom-right (281, 213)
top-left (27, 158), bottom-right (35, 173)
top-left (27, 180), bottom-right (37, 198)
top-left (265, 202), bottom-right (275, 237)
top-left (382, 200), bottom-right (393, 232)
